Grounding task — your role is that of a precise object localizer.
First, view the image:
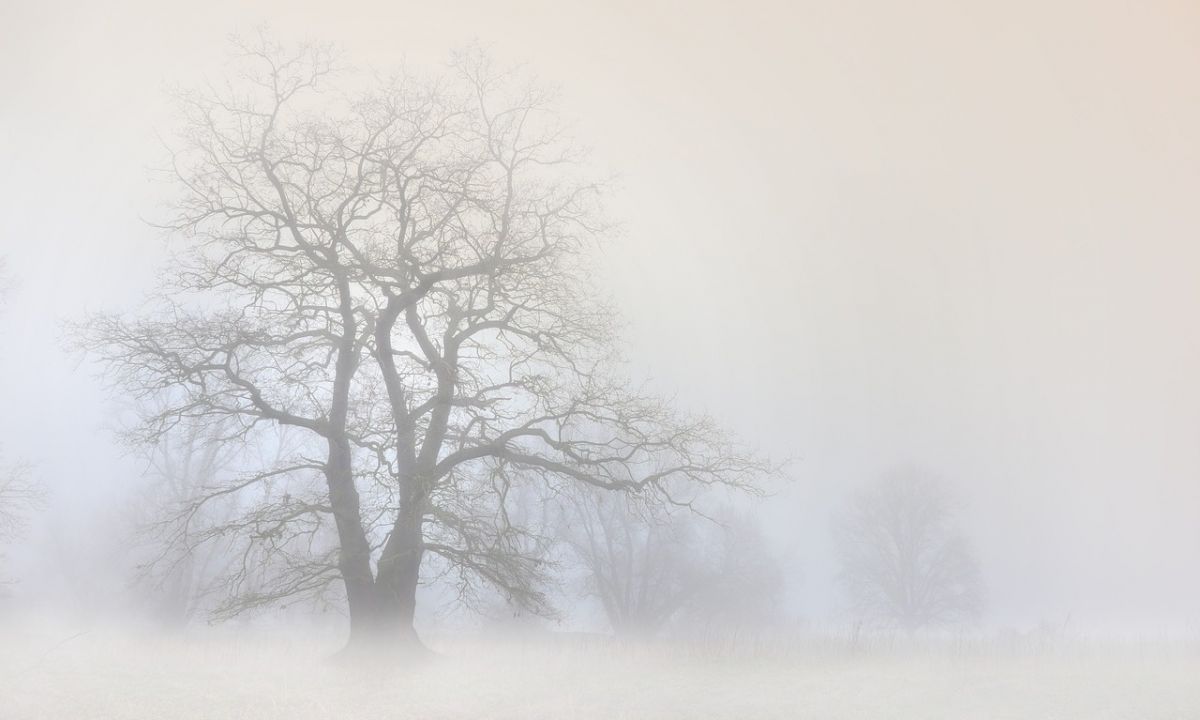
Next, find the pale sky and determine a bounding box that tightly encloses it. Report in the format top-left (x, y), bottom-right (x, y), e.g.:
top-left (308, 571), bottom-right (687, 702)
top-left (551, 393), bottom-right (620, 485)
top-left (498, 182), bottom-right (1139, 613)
top-left (2, 0), bottom-right (1199, 630)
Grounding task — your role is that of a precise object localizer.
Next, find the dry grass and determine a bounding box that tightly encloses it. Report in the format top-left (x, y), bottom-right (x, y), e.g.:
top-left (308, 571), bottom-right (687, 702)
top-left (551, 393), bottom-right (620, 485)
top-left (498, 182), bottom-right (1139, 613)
top-left (2, 619), bottom-right (1198, 719)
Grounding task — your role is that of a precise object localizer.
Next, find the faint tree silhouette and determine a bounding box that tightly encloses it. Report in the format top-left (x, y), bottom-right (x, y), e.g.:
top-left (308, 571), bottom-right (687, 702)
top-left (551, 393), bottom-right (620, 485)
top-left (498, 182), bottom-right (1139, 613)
top-left (558, 488), bottom-right (780, 636)
top-left (833, 468), bottom-right (982, 630)
top-left (0, 257), bottom-right (42, 588)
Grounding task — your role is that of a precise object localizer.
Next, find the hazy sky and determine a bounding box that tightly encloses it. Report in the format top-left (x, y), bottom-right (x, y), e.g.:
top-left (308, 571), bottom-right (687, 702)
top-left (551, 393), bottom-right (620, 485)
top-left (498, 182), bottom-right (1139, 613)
top-left (2, 0), bottom-right (1199, 630)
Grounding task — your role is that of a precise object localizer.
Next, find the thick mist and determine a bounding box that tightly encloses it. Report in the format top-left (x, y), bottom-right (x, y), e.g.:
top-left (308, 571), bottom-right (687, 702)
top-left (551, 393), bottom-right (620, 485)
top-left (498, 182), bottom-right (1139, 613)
top-left (2, 1), bottom-right (1199, 717)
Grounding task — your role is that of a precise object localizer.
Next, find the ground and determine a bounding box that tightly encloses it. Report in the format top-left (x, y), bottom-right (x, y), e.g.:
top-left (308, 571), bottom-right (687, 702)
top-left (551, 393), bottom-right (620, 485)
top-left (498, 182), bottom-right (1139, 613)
top-left (2, 619), bottom-right (1198, 719)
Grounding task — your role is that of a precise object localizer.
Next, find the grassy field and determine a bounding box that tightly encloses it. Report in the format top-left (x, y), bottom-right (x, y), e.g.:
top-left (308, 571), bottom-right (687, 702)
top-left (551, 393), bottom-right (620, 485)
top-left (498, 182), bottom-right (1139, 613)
top-left (2, 620), bottom-right (1199, 719)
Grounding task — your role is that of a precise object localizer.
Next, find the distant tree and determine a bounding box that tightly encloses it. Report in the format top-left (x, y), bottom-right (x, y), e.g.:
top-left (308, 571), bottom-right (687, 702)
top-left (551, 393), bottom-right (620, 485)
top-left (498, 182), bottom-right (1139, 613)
top-left (128, 415), bottom-right (277, 626)
top-left (0, 259), bottom-right (42, 587)
top-left (833, 469), bottom-right (982, 630)
top-left (558, 489), bottom-right (780, 636)
top-left (674, 508), bottom-right (784, 631)
top-left (80, 36), bottom-right (771, 652)
top-left (0, 454), bottom-right (41, 582)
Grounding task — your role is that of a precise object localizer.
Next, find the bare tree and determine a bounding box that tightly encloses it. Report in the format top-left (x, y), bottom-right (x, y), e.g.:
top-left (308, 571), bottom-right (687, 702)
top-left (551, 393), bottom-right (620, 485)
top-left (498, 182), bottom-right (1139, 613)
top-left (673, 507), bottom-right (784, 632)
top-left (0, 262), bottom-right (43, 587)
top-left (127, 414), bottom-right (277, 626)
top-left (0, 454), bottom-right (41, 580)
top-left (81, 36), bottom-right (771, 652)
top-left (833, 469), bottom-right (983, 631)
top-left (557, 489), bottom-right (703, 636)
top-left (558, 489), bottom-right (780, 637)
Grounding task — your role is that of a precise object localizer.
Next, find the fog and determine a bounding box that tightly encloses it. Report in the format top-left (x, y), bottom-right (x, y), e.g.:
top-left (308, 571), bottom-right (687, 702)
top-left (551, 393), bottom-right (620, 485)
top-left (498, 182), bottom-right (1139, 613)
top-left (2, 1), bottom-right (1199, 717)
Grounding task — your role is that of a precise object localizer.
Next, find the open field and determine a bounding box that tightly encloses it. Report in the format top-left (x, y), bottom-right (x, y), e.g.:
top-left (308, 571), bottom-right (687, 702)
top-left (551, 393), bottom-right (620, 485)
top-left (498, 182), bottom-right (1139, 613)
top-left (3, 621), bottom-right (1198, 719)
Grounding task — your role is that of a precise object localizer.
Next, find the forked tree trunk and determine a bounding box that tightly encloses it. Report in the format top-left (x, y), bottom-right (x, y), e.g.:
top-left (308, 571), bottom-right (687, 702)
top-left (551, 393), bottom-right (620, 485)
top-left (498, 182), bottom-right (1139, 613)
top-left (340, 294), bottom-right (429, 654)
top-left (324, 437), bottom-right (383, 646)
top-left (328, 466), bottom-right (427, 655)
top-left (363, 474), bottom-right (426, 651)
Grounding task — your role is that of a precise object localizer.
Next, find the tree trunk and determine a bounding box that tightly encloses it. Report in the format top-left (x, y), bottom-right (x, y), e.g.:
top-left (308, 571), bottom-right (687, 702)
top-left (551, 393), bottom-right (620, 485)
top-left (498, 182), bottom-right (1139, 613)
top-left (363, 295), bottom-right (429, 651)
top-left (371, 473), bottom-right (426, 648)
top-left (324, 437), bottom-right (383, 647)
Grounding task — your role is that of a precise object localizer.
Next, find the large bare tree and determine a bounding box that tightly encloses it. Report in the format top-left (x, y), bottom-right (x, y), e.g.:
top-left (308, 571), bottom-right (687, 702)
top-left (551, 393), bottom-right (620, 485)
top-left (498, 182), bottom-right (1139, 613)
top-left (82, 37), bottom-right (770, 651)
top-left (833, 469), bottom-right (983, 631)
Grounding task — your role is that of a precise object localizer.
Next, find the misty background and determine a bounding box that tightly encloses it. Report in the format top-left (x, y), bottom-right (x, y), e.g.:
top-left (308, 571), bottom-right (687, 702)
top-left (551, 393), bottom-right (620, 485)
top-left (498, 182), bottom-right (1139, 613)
top-left (2, 0), bottom-right (1199, 636)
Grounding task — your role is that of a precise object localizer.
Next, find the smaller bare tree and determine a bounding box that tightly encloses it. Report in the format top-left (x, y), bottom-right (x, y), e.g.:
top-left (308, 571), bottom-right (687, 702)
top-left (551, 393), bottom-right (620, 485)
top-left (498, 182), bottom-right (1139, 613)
top-left (558, 489), bottom-right (701, 636)
top-left (558, 489), bottom-right (780, 637)
top-left (127, 415), bottom-right (253, 625)
top-left (0, 261), bottom-right (43, 589)
top-left (673, 508), bottom-right (784, 632)
top-left (833, 469), bottom-right (982, 631)
top-left (0, 453), bottom-right (42, 590)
